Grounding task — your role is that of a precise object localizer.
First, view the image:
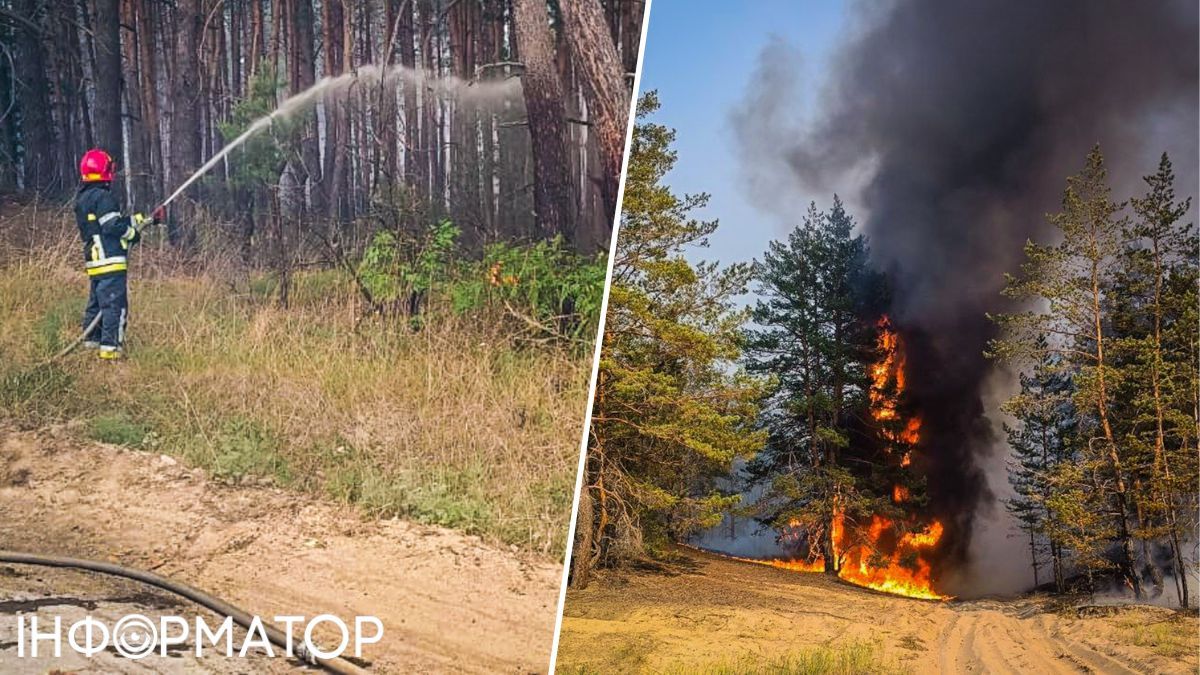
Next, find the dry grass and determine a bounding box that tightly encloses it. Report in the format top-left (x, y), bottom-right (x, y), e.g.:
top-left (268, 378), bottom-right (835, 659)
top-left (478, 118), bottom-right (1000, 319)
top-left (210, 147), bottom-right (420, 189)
top-left (666, 642), bottom-right (911, 675)
top-left (562, 641), bottom-right (910, 675)
top-left (0, 205), bottom-right (591, 555)
top-left (1114, 611), bottom-right (1198, 660)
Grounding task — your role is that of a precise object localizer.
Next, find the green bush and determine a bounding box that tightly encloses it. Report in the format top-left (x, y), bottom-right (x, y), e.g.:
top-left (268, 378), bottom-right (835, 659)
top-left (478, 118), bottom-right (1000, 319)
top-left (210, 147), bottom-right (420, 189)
top-left (216, 65), bottom-right (296, 191)
top-left (452, 236), bottom-right (607, 343)
top-left (192, 418), bottom-right (291, 483)
top-left (356, 220), bottom-right (606, 347)
top-left (88, 412), bottom-right (148, 447)
top-left (359, 220), bottom-right (460, 303)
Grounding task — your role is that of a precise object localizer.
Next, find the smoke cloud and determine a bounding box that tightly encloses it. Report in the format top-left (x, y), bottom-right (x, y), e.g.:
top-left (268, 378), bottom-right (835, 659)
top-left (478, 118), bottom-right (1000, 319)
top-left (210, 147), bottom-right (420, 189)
top-left (732, 0), bottom-right (1198, 595)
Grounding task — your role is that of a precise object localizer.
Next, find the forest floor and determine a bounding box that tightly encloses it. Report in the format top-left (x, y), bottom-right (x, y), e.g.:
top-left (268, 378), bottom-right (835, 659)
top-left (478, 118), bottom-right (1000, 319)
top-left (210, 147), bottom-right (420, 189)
top-left (0, 427), bottom-right (561, 673)
top-left (556, 546), bottom-right (1199, 674)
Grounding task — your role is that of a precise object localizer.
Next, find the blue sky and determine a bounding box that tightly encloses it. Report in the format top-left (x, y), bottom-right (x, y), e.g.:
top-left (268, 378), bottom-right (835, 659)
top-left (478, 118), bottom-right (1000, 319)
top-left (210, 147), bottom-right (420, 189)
top-left (636, 0), bottom-right (847, 266)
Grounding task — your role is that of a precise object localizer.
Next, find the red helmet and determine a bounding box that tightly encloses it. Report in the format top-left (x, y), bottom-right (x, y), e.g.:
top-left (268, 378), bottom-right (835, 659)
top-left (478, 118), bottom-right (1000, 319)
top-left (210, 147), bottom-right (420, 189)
top-left (80, 148), bottom-right (115, 182)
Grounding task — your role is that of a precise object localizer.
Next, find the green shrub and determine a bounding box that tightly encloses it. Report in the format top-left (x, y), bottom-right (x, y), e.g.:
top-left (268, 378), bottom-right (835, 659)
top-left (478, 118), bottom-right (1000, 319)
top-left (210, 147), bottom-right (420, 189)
top-left (452, 236), bottom-right (607, 343)
top-left (359, 220), bottom-right (460, 303)
top-left (89, 412), bottom-right (148, 447)
top-left (192, 418), bottom-right (291, 483)
top-left (216, 65), bottom-right (296, 191)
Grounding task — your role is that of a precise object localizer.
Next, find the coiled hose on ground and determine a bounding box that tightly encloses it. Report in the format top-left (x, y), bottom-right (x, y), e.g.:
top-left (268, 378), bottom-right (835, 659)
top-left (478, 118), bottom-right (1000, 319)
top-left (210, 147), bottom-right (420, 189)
top-left (0, 551), bottom-right (367, 674)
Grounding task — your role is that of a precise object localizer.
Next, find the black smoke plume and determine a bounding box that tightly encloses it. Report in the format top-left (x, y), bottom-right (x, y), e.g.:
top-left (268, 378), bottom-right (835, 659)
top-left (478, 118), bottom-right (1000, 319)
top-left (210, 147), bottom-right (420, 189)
top-left (732, 0), bottom-right (1198, 594)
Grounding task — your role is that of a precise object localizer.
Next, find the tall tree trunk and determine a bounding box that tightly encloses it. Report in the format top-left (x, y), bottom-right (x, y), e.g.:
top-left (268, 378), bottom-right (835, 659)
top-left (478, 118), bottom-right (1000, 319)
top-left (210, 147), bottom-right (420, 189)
top-left (0, 19), bottom-right (16, 191)
top-left (571, 482), bottom-right (595, 589)
top-left (511, 0), bottom-right (574, 241)
top-left (291, 0), bottom-right (322, 215)
top-left (135, 0), bottom-right (162, 198)
top-left (424, 4), bottom-right (444, 214)
top-left (12, 0), bottom-right (56, 193)
top-left (376, 0), bottom-right (400, 197)
top-left (477, 0), bottom-right (501, 239)
top-left (229, 0), bottom-right (242, 98)
top-left (322, 0), bottom-right (347, 220)
top-left (339, 0), bottom-right (354, 220)
top-left (169, 0), bottom-right (203, 246)
top-left (1134, 481), bottom-right (1165, 595)
top-left (1051, 541), bottom-right (1065, 593)
top-left (1147, 234), bottom-right (1190, 608)
top-left (248, 0), bottom-right (265, 82)
top-left (399, 0), bottom-right (419, 208)
top-left (620, 0), bottom-right (643, 74)
top-left (94, 0), bottom-right (124, 166)
top-left (120, 0), bottom-right (152, 206)
top-left (1090, 259), bottom-right (1143, 600)
top-left (559, 0), bottom-right (628, 240)
top-left (1027, 526), bottom-right (1040, 587)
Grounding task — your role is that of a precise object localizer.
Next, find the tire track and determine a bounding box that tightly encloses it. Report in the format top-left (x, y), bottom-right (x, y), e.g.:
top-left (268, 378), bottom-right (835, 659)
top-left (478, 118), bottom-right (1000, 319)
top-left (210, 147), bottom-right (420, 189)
top-left (1050, 633), bottom-right (1145, 675)
top-left (939, 608), bottom-right (1145, 675)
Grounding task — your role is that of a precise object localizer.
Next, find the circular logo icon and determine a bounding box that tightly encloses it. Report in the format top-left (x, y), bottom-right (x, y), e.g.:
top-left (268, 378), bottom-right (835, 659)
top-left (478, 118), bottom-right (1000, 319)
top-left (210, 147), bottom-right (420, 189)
top-left (112, 614), bottom-right (157, 659)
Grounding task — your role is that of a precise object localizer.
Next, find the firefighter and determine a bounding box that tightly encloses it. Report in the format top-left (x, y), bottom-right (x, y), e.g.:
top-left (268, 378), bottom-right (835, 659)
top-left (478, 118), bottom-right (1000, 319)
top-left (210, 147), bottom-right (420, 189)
top-left (75, 148), bottom-right (164, 360)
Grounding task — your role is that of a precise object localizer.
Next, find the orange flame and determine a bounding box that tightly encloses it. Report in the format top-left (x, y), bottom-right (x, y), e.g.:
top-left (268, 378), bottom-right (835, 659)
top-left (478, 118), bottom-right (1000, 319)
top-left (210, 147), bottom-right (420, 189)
top-left (835, 516), bottom-right (946, 600)
top-left (740, 315), bottom-right (950, 600)
top-left (723, 512), bottom-right (948, 600)
top-left (871, 316), bottom-right (923, 445)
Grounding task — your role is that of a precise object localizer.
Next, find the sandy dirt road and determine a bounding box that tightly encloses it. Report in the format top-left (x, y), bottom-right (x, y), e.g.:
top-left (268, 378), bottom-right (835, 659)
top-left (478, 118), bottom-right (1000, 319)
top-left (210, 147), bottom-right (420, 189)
top-left (557, 546), bottom-right (1198, 674)
top-left (0, 427), bottom-right (562, 673)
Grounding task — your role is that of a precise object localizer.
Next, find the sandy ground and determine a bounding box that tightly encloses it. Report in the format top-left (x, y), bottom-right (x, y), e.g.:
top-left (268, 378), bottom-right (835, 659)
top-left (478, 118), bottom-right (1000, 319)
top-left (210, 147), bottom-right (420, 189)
top-left (557, 546), bottom-right (1199, 674)
top-left (0, 426), bottom-right (563, 673)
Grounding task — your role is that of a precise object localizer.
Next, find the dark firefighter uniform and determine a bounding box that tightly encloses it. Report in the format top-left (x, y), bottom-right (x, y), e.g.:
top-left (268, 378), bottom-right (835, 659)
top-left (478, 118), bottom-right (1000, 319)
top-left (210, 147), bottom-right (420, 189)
top-left (74, 148), bottom-right (157, 360)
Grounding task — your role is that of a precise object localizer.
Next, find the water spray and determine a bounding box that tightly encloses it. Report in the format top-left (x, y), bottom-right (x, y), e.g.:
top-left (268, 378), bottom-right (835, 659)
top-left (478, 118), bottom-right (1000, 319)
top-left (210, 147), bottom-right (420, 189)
top-left (155, 64), bottom-right (521, 212)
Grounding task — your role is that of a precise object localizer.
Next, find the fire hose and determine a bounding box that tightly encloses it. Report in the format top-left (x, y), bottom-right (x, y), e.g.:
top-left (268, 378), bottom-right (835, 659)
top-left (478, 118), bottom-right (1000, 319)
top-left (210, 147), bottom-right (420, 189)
top-left (46, 313), bottom-right (102, 363)
top-left (0, 551), bottom-right (368, 674)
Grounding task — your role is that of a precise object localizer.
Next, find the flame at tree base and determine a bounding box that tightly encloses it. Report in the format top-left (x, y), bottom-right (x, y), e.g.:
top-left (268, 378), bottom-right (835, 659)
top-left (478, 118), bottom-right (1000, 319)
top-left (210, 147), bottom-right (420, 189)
top-left (715, 551), bottom-right (949, 600)
top-left (834, 516), bottom-right (948, 600)
top-left (714, 518), bottom-right (950, 601)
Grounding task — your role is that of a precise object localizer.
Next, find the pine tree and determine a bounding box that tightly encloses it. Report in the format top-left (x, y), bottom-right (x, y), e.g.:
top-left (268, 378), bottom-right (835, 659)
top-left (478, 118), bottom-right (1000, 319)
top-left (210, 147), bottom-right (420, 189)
top-left (991, 146), bottom-right (1143, 597)
top-left (1116, 153), bottom-right (1198, 606)
top-left (512, 0), bottom-right (575, 240)
top-left (1002, 338), bottom-right (1076, 592)
top-left (743, 197), bottom-right (889, 573)
top-left (571, 93), bottom-right (767, 587)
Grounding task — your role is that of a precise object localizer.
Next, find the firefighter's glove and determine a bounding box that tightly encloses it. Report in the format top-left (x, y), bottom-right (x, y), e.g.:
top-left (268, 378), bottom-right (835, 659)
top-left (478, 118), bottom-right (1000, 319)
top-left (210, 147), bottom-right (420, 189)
top-left (123, 213), bottom-right (146, 248)
top-left (151, 205), bottom-right (166, 224)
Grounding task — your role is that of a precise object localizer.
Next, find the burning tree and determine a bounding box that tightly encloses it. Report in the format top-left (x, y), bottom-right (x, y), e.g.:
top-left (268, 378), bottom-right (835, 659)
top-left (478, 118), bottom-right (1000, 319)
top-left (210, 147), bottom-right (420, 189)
top-left (743, 199), bottom-right (885, 574)
top-left (743, 200), bottom-right (948, 599)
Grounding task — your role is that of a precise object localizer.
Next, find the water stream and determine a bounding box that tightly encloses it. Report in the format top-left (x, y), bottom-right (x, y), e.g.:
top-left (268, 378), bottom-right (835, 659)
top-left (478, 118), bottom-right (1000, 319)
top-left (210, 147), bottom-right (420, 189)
top-left (159, 64), bottom-right (521, 208)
